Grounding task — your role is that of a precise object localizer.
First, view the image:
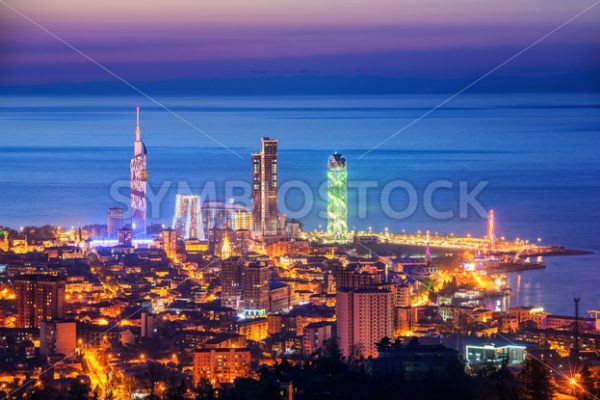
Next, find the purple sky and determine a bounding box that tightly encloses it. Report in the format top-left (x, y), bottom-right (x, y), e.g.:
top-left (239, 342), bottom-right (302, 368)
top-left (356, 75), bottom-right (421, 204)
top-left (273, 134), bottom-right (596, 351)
top-left (1, 0), bottom-right (599, 92)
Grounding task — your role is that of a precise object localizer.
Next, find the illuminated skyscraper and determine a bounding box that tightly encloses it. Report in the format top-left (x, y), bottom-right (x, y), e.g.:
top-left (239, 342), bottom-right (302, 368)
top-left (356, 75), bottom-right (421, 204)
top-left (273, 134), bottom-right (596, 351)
top-left (130, 106), bottom-right (148, 237)
top-left (327, 152), bottom-right (348, 240)
top-left (173, 194), bottom-right (205, 240)
top-left (252, 137), bottom-right (279, 238)
top-left (107, 207), bottom-right (124, 239)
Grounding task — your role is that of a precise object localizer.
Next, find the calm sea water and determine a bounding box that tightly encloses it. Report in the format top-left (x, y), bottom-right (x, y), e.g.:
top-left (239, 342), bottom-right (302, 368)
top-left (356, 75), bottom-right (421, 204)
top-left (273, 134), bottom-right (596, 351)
top-left (0, 93), bottom-right (599, 314)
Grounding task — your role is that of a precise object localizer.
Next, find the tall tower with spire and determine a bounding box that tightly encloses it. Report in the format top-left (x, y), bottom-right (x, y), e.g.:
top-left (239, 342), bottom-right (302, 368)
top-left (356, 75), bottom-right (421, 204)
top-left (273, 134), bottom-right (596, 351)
top-left (130, 106), bottom-right (148, 237)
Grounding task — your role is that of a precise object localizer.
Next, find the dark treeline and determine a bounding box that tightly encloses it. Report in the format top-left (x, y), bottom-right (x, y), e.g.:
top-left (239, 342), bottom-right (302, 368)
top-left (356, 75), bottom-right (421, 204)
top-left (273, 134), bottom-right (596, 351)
top-left (14, 338), bottom-right (590, 400)
top-left (217, 340), bottom-right (557, 400)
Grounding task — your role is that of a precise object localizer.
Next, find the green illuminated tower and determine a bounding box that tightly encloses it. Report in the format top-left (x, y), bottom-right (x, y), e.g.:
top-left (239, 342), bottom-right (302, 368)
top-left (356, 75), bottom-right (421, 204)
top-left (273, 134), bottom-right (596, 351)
top-left (327, 152), bottom-right (348, 240)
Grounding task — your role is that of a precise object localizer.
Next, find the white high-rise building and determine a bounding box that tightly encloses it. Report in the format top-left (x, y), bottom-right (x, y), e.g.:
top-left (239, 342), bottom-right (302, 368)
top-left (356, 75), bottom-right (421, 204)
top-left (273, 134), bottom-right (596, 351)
top-left (130, 107), bottom-right (148, 237)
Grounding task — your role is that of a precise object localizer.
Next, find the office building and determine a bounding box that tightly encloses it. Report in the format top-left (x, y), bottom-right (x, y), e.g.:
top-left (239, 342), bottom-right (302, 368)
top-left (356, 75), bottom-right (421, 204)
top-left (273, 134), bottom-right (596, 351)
top-left (40, 320), bottom-right (76, 357)
top-left (241, 263), bottom-right (270, 316)
top-left (395, 282), bottom-right (411, 307)
top-left (15, 275), bottom-right (65, 328)
top-left (237, 318), bottom-right (269, 341)
top-left (327, 152), bottom-right (348, 240)
top-left (221, 257), bottom-right (244, 310)
top-left (269, 281), bottom-right (292, 313)
top-left (209, 228), bottom-right (234, 256)
top-left (336, 288), bottom-right (393, 359)
top-left (202, 201), bottom-right (251, 232)
top-left (173, 194), bottom-right (205, 240)
top-left (160, 228), bottom-right (177, 259)
top-left (140, 311), bottom-right (159, 338)
top-left (130, 106), bottom-right (148, 237)
top-left (107, 207), bottom-right (124, 239)
top-left (252, 137), bottom-right (279, 238)
top-left (465, 341), bottom-right (526, 367)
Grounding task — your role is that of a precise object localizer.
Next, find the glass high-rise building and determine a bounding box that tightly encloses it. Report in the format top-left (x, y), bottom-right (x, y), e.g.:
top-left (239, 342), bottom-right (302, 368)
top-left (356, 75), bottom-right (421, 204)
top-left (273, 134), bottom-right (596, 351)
top-left (252, 137), bottom-right (279, 238)
top-left (327, 152), bottom-right (348, 240)
top-left (241, 263), bottom-right (270, 316)
top-left (130, 106), bottom-right (148, 237)
top-left (173, 194), bottom-right (205, 240)
top-left (107, 207), bottom-right (124, 239)
top-left (221, 257), bottom-right (244, 310)
top-left (203, 201), bottom-right (252, 232)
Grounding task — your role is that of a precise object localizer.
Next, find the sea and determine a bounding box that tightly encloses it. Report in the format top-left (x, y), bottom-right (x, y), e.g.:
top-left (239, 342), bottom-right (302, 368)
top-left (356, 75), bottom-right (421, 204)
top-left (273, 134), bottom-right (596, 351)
top-left (0, 93), bottom-right (599, 315)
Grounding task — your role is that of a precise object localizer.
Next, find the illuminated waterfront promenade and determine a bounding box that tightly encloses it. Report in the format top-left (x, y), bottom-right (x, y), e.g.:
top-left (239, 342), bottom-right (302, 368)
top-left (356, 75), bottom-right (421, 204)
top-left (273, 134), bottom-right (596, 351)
top-left (305, 228), bottom-right (571, 256)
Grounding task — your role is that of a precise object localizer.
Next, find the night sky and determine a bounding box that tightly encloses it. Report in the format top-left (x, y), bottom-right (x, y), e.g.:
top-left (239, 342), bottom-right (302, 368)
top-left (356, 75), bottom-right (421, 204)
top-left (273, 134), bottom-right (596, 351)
top-left (1, 0), bottom-right (599, 93)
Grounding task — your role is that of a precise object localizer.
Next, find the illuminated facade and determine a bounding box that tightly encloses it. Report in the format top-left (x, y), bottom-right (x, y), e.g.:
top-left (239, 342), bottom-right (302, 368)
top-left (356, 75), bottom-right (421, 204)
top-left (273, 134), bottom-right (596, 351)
top-left (327, 152), bottom-right (348, 241)
top-left (0, 229), bottom-right (8, 252)
top-left (40, 320), bottom-right (76, 356)
top-left (220, 234), bottom-right (232, 259)
top-left (252, 137), bottom-right (279, 238)
top-left (161, 228), bottom-right (178, 259)
top-left (173, 194), bottom-right (205, 240)
top-left (130, 106), bottom-right (148, 237)
top-left (241, 263), bottom-right (269, 316)
top-left (465, 343), bottom-right (526, 367)
top-left (202, 201), bottom-right (252, 232)
top-left (193, 348), bottom-right (251, 386)
top-left (15, 275), bottom-right (65, 328)
top-left (221, 257), bottom-right (244, 310)
top-left (336, 287), bottom-right (393, 359)
top-left (487, 209), bottom-right (496, 249)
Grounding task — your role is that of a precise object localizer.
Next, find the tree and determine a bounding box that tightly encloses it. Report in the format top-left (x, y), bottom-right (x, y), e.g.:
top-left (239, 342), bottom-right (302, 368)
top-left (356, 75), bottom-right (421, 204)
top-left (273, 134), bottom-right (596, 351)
top-left (166, 379), bottom-right (186, 400)
top-left (143, 361), bottom-right (167, 399)
top-left (315, 338), bottom-right (345, 376)
top-left (196, 377), bottom-right (215, 400)
top-left (579, 364), bottom-right (598, 400)
top-left (66, 381), bottom-right (91, 400)
top-left (518, 357), bottom-right (554, 400)
top-left (375, 336), bottom-right (392, 352)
